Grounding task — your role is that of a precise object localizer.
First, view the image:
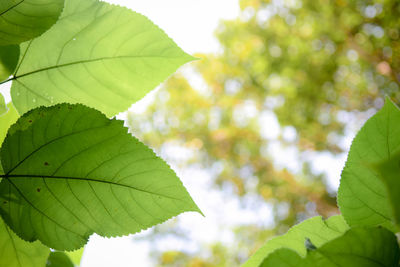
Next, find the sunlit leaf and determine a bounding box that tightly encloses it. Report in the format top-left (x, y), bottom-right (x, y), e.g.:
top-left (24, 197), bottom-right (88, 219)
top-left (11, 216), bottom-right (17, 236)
top-left (243, 215), bottom-right (349, 267)
top-left (46, 251), bottom-right (74, 267)
top-left (261, 227), bottom-right (399, 267)
top-left (10, 0), bottom-right (194, 117)
top-left (376, 150), bottom-right (400, 229)
top-left (0, 217), bottom-right (49, 267)
top-left (338, 98), bottom-right (400, 230)
top-left (0, 102), bottom-right (19, 145)
top-left (0, 0), bottom-right (65, 45)
top-left (0, 103), bottom-right (200, 250)
top-left (0, 93), bottom-right (6, 115)
top-left (65, 247), bottom-right (84, 266)
top-left (0, 44), bottom-right (19, 81)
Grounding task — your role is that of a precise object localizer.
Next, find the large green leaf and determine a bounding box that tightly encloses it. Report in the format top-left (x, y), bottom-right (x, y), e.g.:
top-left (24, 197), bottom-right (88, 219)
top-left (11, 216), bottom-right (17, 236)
top-left (46, 252), bottom-right (74, 267)
top-left (10, 0), bottom-right (194, 117)
top-left (338, 98), bottom-right (400, 230)
top-left (376, 150), bottom-right (400, 229)
top-left (260, 227), bottom-right (400, 267)
top-left (0, 103), bottom-right (200, 250)
top-left (0, 217), bottom-right (49, 267)
top-left (242, 215), bottom-right (349, 267)
top-left (0, 0), bottom-right (65, 45)
top-left (0, 44), bottom-right (19, 81)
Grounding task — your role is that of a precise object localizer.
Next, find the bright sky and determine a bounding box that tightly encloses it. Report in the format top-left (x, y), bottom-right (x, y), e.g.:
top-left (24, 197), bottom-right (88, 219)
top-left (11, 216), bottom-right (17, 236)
top-left (80, 1), bottom-right (240, 267)
top-left (105, 0), bottom-right (240, 54)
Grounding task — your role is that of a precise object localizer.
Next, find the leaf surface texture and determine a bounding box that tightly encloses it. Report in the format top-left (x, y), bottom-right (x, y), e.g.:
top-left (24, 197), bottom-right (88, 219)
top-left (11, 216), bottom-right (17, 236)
top-left (260, 227), bottom-right (399, 267)
top-left (0, 0), bottom-right (64, 45)
top-left (0, 103), bottom-right (200, 250)
top-left (338, 99), bottom-right (400, 230)
top-left (11, 0), bottom-right (194, 117)
top-left (0, 217), bottom-right (49, 267)
top-left (242, 215), bottom-right (349, 267)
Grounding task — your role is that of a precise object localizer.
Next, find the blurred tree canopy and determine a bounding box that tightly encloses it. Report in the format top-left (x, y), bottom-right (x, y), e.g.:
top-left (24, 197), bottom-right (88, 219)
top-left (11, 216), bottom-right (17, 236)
top-left (127, 0), bottom-right (400, 265)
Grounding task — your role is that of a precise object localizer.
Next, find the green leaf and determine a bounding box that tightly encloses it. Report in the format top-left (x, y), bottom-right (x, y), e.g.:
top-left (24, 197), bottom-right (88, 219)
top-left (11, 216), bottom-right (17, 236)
top-left (242, 215), bottom-right (349, 267)
top-left (0, 102), bottom-right (19, 145)
top-left (0, 92), bottom-right (6, 115)
top-left (0, 103), bottom-right (200, 250)
top-left (261, 227), bottom-right (400, 267)
top-left (0, 44), bottom-right (19, 81)
top-left (65, 247), bottom-right (84, 266)
top-left (0, 0), bottom-right (65, 45)
top-left (46, 252), bottom-right (74, 267)
top-left (0, 217), bottom-right (49, 267)
top-left (376, 150), bottom-right (400, 229)
top-left (10, 0), bottom-right (195, 117)
top-left (338, 98), bottom-right (400, 230)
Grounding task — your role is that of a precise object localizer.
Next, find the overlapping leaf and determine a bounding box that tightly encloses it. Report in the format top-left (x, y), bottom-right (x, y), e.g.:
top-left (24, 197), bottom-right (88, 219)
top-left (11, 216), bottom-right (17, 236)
top-left (242, 216), bottom-right (349, 267)
top-left (260, 227), bottom-right (399, 267)
top-left (10, 0), bottom-right (194, 117)
top-left (0, 217), bottom-right (49, 267)
top-left (338, 99), bottom-right (400, 230)
top-left (0, 44), bottom-right (19, 81)
top-left (0, 102), bottom-right (19, 145)
top-left (65, 247), bottom-right (84, 266)
top-left (0, 93), bottom-right (6, 115)
top-left (46, 252), bottom-right (74, 267)
top-left (0, 0), bottom-right (65, 45)
top-left (0, 103), bottom-right (19, 177)
top-left (0, 104), bottom-right (200, 250)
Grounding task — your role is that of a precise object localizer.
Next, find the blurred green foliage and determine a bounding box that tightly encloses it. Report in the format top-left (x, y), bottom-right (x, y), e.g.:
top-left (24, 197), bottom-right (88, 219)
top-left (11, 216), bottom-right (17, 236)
top-left (127, 0), bottom-right (400, 265)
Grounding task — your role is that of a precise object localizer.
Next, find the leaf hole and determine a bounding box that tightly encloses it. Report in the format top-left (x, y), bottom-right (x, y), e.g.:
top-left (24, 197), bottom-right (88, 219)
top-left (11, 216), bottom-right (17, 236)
top-left (36, 188), bottom-right (41, 192)
top-left (44, 162), bottom-right (49, 166)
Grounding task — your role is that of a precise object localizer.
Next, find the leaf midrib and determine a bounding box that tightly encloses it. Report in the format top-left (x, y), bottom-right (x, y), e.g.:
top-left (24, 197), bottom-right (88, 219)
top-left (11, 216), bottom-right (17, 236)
top-left (13, 54), bottom-right (184, 81)
top-left (1, 174), bottom-right (182, 201)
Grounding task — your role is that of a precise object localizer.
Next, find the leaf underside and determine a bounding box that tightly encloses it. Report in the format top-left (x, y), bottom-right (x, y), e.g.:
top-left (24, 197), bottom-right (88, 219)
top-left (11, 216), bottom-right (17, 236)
top-left (0, 217), bottom-right (49, 267)
top-left (0, 0), bottom-right (65, 45)
top-left (260, 227), bottom-right (400, 267)
top-left (11, 0), bottom-right (194, 117)
top-left (376, 150), bottom-right (400, 229)
top-left (0, 103), bottom-right (200, 250)
top-left (338, 99), bottom-right (400, 230)
top-left (242, 215), bottom-right (349, 267)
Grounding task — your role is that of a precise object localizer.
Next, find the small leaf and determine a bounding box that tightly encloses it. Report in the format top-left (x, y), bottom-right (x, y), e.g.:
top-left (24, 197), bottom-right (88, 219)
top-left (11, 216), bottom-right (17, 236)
top-left (0, 44), bottom-right (19, 81)
top-left (0, 102), bottom-right (19, 145)
top-left (0, 217), bottom-right (49, 267)
top-left (338, 98), bottom-right (400, 230)
top-left (0, 0), bottom-right (65, 45)
top-left (11, 0), bottom-right (195, 117)
top-left (242, 215), bottom-right (349, 267)
top-left (0, 92), bottom-right (6, 115)
top-left (261, 227), bottom-right (400, 267)
top-left (46, 252), bottom-right (74, 267)
top-left (65, 247), bottom-right (84, 266)
top-left (0, 103), bottom-right (200, 250)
